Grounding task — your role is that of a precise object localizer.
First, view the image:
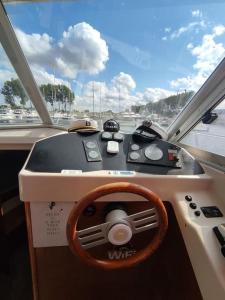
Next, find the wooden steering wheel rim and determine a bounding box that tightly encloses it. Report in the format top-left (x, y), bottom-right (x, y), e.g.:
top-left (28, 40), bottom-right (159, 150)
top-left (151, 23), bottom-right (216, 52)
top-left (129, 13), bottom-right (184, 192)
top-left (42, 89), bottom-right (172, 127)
top-left (67, 182), bottom-right (168, 270)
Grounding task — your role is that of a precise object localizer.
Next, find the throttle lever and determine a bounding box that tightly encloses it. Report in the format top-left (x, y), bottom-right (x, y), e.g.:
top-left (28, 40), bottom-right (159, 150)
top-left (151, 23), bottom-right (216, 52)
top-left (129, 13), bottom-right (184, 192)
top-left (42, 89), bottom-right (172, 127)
top-left (213, 225), bottom-right (225, 257)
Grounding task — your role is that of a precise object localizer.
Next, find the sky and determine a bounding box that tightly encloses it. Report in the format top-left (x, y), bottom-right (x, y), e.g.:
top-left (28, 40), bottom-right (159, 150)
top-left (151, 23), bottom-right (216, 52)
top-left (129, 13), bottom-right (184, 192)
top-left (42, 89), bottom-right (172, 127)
top-left (1, 0), bottom-right (225, 112)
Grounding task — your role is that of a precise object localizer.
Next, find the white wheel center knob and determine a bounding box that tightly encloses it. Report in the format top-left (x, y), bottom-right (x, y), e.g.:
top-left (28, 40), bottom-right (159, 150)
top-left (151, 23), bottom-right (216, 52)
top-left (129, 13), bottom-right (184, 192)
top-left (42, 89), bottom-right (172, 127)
top-left (107, 223), bottom-right (133, 246)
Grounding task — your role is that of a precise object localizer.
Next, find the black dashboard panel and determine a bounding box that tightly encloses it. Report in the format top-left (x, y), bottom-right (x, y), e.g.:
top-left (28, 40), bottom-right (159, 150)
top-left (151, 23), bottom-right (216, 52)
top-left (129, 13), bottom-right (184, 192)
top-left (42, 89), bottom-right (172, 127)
top-left (25, 132), bottom-right (204, 175)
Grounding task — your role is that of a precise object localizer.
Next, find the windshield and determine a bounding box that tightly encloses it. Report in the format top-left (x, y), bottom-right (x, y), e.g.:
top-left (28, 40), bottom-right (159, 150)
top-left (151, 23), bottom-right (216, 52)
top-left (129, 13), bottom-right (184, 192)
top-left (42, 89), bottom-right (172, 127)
top-left (0, 42), bottom-right (41, 125)
top-left (2, 0), bottom-right (225, 132)
top-left (181, 98), bottom-right (225, 157)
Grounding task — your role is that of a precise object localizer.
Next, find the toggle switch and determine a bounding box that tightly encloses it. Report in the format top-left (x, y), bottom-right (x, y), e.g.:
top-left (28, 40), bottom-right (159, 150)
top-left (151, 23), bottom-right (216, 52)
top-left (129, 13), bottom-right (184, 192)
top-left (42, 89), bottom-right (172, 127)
top-left (213, 225), bottom-right (225, 258)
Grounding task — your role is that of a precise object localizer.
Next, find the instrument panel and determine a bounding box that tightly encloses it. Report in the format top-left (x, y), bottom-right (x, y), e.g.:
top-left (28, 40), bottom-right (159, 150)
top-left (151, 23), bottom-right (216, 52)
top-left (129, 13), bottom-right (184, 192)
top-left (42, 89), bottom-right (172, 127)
top-left (25, 130), bottom-right (204, 175)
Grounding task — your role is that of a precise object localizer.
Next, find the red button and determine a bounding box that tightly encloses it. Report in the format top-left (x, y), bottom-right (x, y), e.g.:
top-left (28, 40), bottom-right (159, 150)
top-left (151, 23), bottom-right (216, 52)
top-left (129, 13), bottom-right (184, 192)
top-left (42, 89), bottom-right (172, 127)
top-left (168, 153), bottom-right (174, 161)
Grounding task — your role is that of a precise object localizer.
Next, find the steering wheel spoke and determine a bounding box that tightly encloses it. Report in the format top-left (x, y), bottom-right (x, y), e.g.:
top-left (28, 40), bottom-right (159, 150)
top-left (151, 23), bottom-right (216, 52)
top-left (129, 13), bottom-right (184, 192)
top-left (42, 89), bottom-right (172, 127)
top-left (77, 223), bottom-right (109, 249)
top-left (125, 208), bottom-right (159, 234)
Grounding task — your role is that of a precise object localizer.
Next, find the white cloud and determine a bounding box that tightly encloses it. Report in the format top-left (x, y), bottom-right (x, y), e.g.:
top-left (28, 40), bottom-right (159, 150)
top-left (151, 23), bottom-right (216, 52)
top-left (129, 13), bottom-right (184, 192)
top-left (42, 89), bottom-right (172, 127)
top-left (56, 23), bottom-right (109, 78)
top-left (191, 10), bottom-right (202, 18)
top-left (15, 28), bottom-right (53, 59)
top-left (76, 73), bottom-right (174, 112)
top-left (0, 69), bottom-right (17, 86)
top-left (187, 43), bottom-right (194, 49)
top-left (78, 73), bottom-right (137, 111)
top-left (31, 67), bottom-right (71, 88)
top-left (0, 47), bottom-right (14, 71)
top-left (162, 36), bottom-right (167, 41)
top-left (170, 25), bottom-right (225, 91)
top-left (165, 27), bottom-right (171, 33)
top-left (170, 21), bottom-right (206, 39)
top-left (170, 73), bottom-right (206, 91)
top-left (192, 34), bottom-right (225, 74)
top-left (15, 22), bottom-right (109, 80)
top-left (213, 25), bottom-right (225, 36)
top-left (0, 46), bottom-right (19, 87)
top-left (142, 88), bottom-right (174, 103)
top-left (111, 72), bottom-right (136, 92)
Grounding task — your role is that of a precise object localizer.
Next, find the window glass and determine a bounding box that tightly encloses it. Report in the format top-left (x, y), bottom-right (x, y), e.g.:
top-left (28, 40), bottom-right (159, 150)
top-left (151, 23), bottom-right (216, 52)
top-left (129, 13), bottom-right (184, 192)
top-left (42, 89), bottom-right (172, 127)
top-left (0, 43), bottom-right (41, 125)
top-left (3, 0), bottom-right (225, 131)
top-left (181, 99), bottom-right (225, 156)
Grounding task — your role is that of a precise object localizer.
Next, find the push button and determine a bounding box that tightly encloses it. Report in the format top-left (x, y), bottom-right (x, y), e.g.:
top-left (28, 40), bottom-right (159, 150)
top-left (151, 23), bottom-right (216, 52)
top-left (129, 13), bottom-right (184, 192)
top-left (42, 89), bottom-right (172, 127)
top-left (89, 150), bottom-right (99, 159)
top-left (185, 195), bottom-right (192, 202)
top-left (129, 152), bottom-right (140, 160)
top-left (194, 210), bottom-right (201, 217)
top-left (190, 203), bottom-right (197, 209)
top-left (131, 144), bottom-right (140, 151)
top-left (101, 132), bottom-right (112, 140)
top-left (86, 141), bottom-right (97, 149)
top-left (168, 149), bottom-right (178, 161)
top-left (113, 132), bottom-right (124, 142)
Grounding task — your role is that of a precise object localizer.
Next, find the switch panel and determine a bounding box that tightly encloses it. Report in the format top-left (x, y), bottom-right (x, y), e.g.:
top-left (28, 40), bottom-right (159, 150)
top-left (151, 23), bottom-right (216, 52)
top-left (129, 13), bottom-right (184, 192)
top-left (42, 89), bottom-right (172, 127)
top-left (201, 206), bottom-right (223, 218)
top-left (83, 140), bottom-right (102, 162)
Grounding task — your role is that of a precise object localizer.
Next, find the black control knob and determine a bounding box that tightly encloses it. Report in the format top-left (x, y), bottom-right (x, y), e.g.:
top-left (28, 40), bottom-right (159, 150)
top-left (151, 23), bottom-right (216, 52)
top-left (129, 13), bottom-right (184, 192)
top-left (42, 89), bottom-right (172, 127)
top-left (194, 210), bottom-right (201, 217)
top-left (190, 203), bottom-right (197, 209)
top-left (185, 195), bottom-right (192, 202)
top-left (103, 119), bottom-right (120, 132)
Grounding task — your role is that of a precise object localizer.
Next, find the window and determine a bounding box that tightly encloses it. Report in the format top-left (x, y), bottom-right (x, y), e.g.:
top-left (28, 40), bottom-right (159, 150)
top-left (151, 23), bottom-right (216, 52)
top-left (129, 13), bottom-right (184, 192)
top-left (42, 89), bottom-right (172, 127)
top-left (0, 43), bottom-right (41, 125)
top-left (181, 99), bottom-right (225, 157)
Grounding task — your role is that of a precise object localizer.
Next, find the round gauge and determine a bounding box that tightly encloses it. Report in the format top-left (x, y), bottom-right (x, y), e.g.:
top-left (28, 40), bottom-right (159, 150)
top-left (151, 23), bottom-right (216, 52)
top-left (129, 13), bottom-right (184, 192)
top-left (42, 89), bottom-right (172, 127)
top-left (131, 144), bottom-right (140, 151)
top-left (88, 150), bottom-right (99, 159)
top-left (129, 151), bottom-right (140, 160)
top-left (144, 144), bottom-right (163, 160)
top-left (86, 141), bottom-right (96, 149)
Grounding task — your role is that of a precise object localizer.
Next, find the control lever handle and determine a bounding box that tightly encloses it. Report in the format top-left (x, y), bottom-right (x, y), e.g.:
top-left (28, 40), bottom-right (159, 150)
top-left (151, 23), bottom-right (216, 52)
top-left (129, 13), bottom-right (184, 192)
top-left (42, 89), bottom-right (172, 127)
top-left (213, 226), bottom-right (225, 257)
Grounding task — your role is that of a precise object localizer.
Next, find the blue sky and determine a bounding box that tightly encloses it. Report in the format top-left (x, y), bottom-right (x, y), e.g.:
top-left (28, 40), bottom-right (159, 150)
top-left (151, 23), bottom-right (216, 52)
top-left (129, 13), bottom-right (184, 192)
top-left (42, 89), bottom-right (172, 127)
top-left (2, 0), bottom-right (225, 111)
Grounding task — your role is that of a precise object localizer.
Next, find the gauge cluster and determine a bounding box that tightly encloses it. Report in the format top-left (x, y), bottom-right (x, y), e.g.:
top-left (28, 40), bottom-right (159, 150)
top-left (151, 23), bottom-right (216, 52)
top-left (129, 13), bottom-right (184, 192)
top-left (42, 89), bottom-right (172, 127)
top-left (127, 139), bottom-right (181, 168)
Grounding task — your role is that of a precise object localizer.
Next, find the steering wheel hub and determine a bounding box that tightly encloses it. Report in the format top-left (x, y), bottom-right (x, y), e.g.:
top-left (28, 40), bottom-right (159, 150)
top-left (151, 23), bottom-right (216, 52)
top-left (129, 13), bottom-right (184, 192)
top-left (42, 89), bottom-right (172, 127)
top-left (108, 223), bottom-right (133, 246)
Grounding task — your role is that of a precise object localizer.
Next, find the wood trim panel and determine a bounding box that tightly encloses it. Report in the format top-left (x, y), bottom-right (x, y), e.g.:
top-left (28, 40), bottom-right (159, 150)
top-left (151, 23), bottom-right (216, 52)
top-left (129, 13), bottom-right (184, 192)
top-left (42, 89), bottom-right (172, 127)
top-left (24, 202), bottom-right (39, 300)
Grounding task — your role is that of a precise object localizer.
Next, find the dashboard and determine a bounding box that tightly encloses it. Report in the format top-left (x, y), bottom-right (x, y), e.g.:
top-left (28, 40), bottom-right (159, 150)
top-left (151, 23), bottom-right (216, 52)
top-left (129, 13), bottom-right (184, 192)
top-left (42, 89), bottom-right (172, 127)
top-left (25, 121), bottom-right (203, 175)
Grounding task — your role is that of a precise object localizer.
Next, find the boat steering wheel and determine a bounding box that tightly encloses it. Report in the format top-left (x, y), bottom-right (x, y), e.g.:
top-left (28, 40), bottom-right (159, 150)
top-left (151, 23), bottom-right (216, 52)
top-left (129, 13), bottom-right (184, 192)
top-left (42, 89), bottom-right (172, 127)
top-left (67, 182), bottom-right (168, 270)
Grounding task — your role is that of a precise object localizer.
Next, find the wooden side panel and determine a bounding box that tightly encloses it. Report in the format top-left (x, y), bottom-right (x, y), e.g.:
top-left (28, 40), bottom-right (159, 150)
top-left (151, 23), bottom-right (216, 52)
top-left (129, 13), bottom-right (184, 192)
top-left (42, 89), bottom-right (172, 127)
top-left (24, 203), bottom-right (38, 300)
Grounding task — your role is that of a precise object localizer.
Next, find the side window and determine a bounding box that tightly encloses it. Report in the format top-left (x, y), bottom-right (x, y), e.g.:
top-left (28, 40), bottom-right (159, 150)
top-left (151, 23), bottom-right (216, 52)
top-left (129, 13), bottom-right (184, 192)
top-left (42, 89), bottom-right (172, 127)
top-left (181, 99), bottom-right (225, 156)
top-left (0, 43), bottom-right (40, 125)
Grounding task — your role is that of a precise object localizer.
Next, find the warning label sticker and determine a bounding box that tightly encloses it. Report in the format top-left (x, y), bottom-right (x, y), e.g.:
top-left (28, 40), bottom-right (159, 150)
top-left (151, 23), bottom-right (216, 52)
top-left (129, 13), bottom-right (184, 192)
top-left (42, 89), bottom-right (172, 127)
top-left (30, 202), bottom-right (75, 248)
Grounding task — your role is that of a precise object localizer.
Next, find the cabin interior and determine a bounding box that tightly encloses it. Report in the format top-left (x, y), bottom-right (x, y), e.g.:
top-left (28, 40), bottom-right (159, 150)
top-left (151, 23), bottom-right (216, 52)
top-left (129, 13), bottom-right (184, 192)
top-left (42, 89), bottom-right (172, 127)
top-left (0, 1), bottom-right (225, 300)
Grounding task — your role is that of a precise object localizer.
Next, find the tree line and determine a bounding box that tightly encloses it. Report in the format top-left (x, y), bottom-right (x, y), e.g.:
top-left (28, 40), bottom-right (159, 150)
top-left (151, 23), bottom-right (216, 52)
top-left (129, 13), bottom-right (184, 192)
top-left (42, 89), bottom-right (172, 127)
top-left (131, 91), bottom-right (194, 117)
top-left (1, 78), bottom-right (193, 115)
top-left (1, 78), bottom-right (75, 111)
